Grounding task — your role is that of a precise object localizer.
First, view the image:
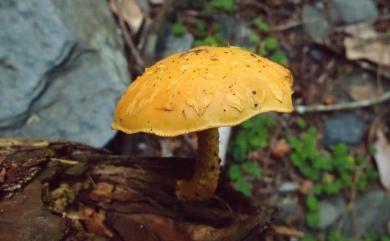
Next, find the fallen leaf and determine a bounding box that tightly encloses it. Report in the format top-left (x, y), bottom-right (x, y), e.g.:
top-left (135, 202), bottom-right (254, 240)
top-left (344, 22), bottom-right (390, 67)
top-left (348, 84), bottom-right (382, 101)
top-left (299, 180), bottom-right (313, 195)
top-left (322, 95), bottom-right (336, 105)
top-left (271, 139), bottom-right (291, 158)
top-left (374, 130), bottom-right (390, 190)
top-left (110, 0), bottom-right (144, 34)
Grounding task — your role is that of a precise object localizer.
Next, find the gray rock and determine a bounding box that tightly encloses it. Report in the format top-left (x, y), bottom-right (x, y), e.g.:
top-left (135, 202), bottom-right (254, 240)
top-left (217, 14), bottom-right (236, 41)
top-left (332, 0), bottom-right (378, 24)
top-left (318, 197), bottom-right (346, 229)
top-left (162, 32), bottom-right (194, 58)
top-left (323, 112), bottom-right (366, 147)
top-left (0, 0), bottom-right (129, 147)
top-left (234, 22), bottom-right (256, 49)
top-left (342, 190), bottom-right (390, 238)
top-left (309, 48), bottom-right (322, 62)
top-left (276, 197), bottom-right (304, 223)
top-left (278, 182), bottom-right (299, 193)
top-left (302, 4), bottom-right (330, 42)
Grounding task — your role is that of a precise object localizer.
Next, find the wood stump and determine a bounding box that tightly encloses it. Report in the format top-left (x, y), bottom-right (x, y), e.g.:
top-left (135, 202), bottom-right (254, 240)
top-left (0, 139), bottom-right (273, 241)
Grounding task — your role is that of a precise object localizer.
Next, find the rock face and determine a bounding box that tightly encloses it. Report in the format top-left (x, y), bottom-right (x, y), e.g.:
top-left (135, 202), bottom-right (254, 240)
top-left (0, 0), bottom-right (129, 147)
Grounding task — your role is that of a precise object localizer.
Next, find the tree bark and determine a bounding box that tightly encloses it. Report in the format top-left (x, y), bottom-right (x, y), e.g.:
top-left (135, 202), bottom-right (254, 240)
top-left (0, 138), bottom-right (272, 241)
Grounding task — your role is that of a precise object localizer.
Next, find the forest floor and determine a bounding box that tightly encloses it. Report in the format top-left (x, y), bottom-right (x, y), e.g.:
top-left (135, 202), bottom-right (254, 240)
top-left (106, 0), bottom-right (390, 240)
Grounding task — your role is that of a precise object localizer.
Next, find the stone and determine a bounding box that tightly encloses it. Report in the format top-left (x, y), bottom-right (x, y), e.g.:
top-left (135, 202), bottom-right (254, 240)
top-left (302, 4), bottom-right (330, 42)
top-left (309, 47), bottom-right (322, 62)
top-left (0, 0), bottom-right (129, 147)
top-left (332, 0), bottom-right (378, 24)
top-left (318, 197), bottom-right (346, 229)
top-left (162, 32), bottom-right (194, 58)
top-left (216, 14), bottom-right (236, 41)
top-left (234, 22), bottom-right (257, 49)
top-left (323, 112), bottom-right (366, 147)
top-left (278, 182), bottom-right (299, 193)
top-left (275, 197), bottom-right (304, 224)
top-left (342, 190), bottom-right (390, 238)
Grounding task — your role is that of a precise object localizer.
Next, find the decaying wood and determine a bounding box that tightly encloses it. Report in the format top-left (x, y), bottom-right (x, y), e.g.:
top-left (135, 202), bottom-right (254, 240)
top-left (0, 138), bottom-right (273, 241)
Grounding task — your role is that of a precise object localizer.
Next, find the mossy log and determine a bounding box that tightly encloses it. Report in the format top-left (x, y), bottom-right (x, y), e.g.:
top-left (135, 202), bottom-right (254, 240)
top-left (0, 138), bottom-right (273, 241)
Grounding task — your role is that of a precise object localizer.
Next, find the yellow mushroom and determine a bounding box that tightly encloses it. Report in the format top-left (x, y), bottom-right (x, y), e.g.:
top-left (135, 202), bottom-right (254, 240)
top-left (112, 46), bottom-right (294, 200)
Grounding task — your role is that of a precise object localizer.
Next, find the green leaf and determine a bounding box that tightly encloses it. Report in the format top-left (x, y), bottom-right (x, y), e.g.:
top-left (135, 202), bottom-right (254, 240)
top-left (296, 118), bottom-right (307, 129)
top-left (322, 180), bottom-right (342, 194)
top-left (228, 164), bottom-right (242, 180)
top-left (195, 20), bottom-right (207, 39)
top-left (306, 211), bottom-right (320, 228)
top-left (245, 162), bottom-right (262, 178)
top-left (363, 232), bottom-right (380, 241)
top-left (306, 195), bottom-right (320, 211)
top-left (194, 34), bottom-right (226, 47)
top-left (253, 17), bottom-right (270, 32)
top-left (258, 46), bottom-right (268, 56)
top-left (171, 22), bottom-right (187, 36)
top-left (313, 185), bottom-right (323, 195)
top-left (382, 236), bottom-right (390, 241)
top-left (210, 0), bottom-right (236, 12)
top-left (265, 36), bottom-right (279, 50)
top-left (302, 234), bottom-right (318, 241)
top-left (270, 50), bottom-right (288, 66)
top-left (248, 32), bottom-right (261, 44)
top-left (233, 179), bottom-right (253, 196)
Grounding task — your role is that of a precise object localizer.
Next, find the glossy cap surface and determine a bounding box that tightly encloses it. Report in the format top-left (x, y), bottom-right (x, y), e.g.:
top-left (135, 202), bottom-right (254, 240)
top-left (112, 46), bottom-right (294, 136)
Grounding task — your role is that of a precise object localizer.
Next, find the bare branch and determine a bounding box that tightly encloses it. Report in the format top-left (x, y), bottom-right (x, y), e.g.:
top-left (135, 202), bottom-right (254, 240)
top-left (295, 90), bottom-right (390, 114)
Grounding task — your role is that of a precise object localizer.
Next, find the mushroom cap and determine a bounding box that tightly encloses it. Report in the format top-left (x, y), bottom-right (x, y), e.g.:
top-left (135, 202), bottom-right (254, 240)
top-left (112, 46), bottom-right (294, 137)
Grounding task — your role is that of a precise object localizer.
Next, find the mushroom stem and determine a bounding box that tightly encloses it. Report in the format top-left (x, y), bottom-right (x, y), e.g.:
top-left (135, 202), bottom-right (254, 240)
top-left (176, 128), bottom-right (220, 200)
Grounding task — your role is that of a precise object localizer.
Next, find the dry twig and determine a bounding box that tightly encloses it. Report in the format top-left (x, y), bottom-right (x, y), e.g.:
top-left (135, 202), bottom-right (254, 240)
top-left (273, 225), bottom-right (304, 238)
top-left (115, 0), bottom-right (145, 71)
top-left (295, 90), bottom-right (390, 114)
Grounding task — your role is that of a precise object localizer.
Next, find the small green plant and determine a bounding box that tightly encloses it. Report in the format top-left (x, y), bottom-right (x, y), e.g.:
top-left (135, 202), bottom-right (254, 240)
top-left (289, 127), bottom-right (378, 194)
top-left (194, 34), bottom-right (227, 47)
top-left (289, 125), bottom-right (379, 228)
top-left (301, 231), bottom-right (390, 241)
top-left (171, 22), bottom-right (187, 36)
top-left (248, 18), bottom-right (288, 65)
top-left (203, 0), bottom-right (237, 13)
top-left (265, 36), bottom-right (278, 50)
top-left (305, 195), bottom-right (321, 228)
top-left (194, 20), bottom-right (207, 39)
top-left (253, 17), bottom-right (270, 32)
top-left (270, 50), bottom-right (288, 66)
top-left (327, 230), bottom-right (355, 241)
top-left (228, 115), bottom-right (275, 195)
top-left (248, 32), bottom-right (261, 44)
